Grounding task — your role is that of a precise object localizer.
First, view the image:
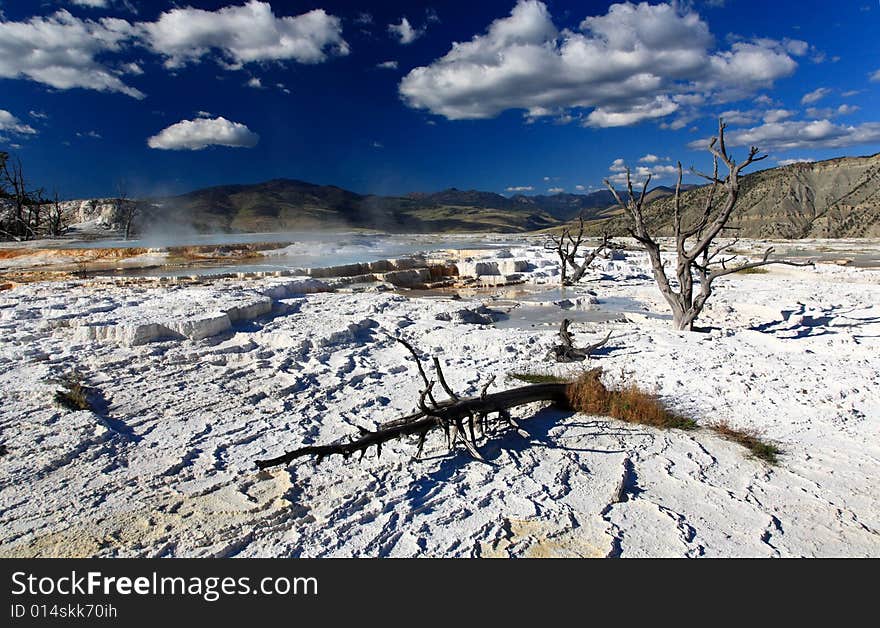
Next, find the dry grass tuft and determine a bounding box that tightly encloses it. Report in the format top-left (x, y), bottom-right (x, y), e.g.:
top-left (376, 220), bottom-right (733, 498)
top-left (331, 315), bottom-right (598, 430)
top-left (54, 373), bottom-right (92, 412)
top-left (508, 372), bottom-right (570, 385)
top-left (565, 369), bottom-right (696, 430)
top-left (710, 421), bottom-right (781, 463)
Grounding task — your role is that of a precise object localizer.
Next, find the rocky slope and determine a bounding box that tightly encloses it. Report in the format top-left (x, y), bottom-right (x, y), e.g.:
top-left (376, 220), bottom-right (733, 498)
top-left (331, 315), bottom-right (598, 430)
top-left (595, 154), bottom-right (880, 239)
top-left (58, 199), bottom-right (138, 231)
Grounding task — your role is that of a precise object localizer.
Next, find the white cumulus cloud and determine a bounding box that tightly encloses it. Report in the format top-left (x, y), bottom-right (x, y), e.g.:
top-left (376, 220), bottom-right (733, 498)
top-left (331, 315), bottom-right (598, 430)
top-left (801, 87), bottom-right (831, 104)
top-left (0, 10), bottom-right (144, 98)
top-left (777, 157), bottom-right (815, 166)
top-left (399, 0), bottom-right (799, 127)
top-left (0, 109), bottom-right (37, 135)
top-left (719, 109), bottom-right (758, 126)
top-left (506, 185), bottom-right (534, 192)
top-left (147, 116), bottom-right (259, 151)
top-left (649, 164), bottom-right (678, 176)
top-left (691, 119), bottom-right (880, 151)
top-left (68, 0), bottom-right (138, 10)
top-left (805, 104), bottom-right (860, 118)
top-left (607, 157), bottom-right (677, 184)
top-left (388, 17), bottom-right (424, 44)
top-left (763, 108), bottom-right (795, 123)
top-left (836, 104), bottom-right (860, 116)
top-left (139, 1), bottom-right (348, 69)
top-left (0, 3), bottom-right (348, 98)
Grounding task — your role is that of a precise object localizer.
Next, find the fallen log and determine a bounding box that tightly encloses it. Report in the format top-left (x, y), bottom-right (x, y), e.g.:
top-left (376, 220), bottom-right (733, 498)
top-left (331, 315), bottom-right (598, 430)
top-left (256, 335), bottom-right (584, 469)
top-left (255, 382), bottom-right (569, 469)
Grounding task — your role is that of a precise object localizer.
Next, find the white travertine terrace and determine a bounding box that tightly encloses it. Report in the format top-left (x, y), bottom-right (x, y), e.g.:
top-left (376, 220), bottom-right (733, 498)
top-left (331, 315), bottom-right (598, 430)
top-left (0, 238), bottom-right (878, 557)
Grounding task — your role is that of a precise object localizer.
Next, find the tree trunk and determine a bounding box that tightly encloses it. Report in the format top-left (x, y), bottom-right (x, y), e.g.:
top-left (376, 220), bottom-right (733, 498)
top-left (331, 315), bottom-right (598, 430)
top-left (673, 311), bottom-right (694, 332)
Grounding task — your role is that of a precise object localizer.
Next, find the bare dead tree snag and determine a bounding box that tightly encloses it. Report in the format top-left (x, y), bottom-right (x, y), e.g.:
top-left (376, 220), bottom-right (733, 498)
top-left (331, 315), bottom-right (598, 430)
top-left (545, 216), bottom-right (611, 286)
top-left (46, 190), bottom-right (68, 237)
top-left (547, 319), bottom-right (612, 362)
top-left (116, 180), bottom-right (138, 241)
top-left (255, 337), bottom-right (573, 469)
top-left (603, 119), bottom-right (814, 331)
top-left (0, 154), bottom-right (46, 242)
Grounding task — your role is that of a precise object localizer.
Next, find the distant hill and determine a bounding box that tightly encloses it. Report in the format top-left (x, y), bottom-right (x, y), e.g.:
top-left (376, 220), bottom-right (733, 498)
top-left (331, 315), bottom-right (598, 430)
top-left (144, 180), bottom-right (617, 234)
top-left (589, 154), bottom-right (880, 239)
top-left (124, 153), bottom-right (880, 236)
top-left (509, 190), bottom-right (622, 221)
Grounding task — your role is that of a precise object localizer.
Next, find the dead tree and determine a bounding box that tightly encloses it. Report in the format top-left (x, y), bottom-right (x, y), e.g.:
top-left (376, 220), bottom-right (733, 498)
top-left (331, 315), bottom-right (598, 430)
top-left (545, 216), bottom-right (611, 286)
top-left (0, 152), bottom-right (8, 233)
top-left (255, 336), bottom-right (573, 469)
top-left (603, 119), bottom-right (813, 331)
top-left (0, 154), bottom-right (45, 241)
top-left (547, 319), bottom-right (612, 362)
top-left (116, 180), bottom-right (138, 240)
top-left (46, 190), bottom-right (68, 237)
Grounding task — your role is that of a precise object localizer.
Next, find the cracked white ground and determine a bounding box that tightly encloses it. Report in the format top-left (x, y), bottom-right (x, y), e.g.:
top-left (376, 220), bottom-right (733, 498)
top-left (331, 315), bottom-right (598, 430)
top-left (1, 239), bottom-right (878, 557)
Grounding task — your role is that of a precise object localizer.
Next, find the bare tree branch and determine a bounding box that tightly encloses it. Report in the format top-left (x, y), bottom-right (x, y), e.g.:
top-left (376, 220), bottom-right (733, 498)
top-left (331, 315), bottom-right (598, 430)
top-left (708, 247), bottom-right (814, 280)
top-left (545, 215), bottom-right (613, 286)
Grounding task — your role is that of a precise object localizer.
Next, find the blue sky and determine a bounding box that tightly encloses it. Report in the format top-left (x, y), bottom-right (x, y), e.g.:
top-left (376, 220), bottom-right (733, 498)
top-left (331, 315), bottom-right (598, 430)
top-left (0, 0), bottom-right (878, 199)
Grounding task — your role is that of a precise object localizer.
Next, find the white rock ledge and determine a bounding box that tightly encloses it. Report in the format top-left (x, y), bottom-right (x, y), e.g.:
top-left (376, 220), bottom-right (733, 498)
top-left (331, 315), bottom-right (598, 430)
top-left (72, 279), bottom-right (331, 346)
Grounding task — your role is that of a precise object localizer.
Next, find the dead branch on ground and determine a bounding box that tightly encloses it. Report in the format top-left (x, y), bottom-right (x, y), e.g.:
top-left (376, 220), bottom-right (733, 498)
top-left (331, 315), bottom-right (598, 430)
top-left (547, 319), bottom-right (612, 362)
top-left (255, 336), bottom-right (573, 469)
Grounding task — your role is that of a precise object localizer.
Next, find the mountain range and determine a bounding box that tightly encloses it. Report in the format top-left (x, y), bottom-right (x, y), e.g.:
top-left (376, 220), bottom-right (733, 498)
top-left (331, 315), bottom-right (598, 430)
top-left (137, 153), bottom-right (880, 237)
top-left (145, 181), bottom-right (623, 233)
